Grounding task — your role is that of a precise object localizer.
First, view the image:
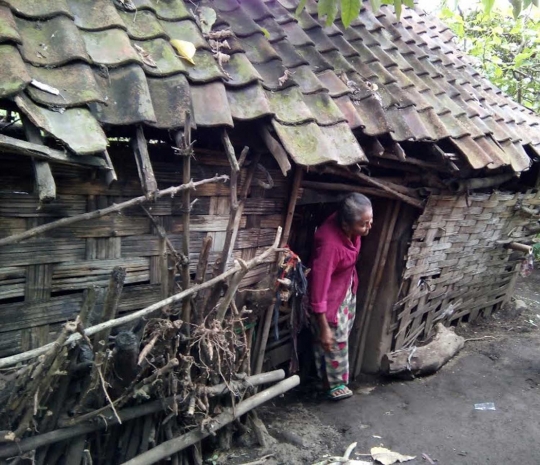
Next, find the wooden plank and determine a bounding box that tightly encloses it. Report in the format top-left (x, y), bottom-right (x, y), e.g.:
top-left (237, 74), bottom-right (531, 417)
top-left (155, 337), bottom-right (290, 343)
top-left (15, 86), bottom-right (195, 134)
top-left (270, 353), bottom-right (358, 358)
top-left (0, 193), bottom-right (87, 218)
top-left (0, 238), bottom-right (86, 266)
top-left (132, 125), bottom-right (158, 195)
top-left (0, 294), bottom-right (83, 333)
top-left (0, 133), bottom-right (107, 169)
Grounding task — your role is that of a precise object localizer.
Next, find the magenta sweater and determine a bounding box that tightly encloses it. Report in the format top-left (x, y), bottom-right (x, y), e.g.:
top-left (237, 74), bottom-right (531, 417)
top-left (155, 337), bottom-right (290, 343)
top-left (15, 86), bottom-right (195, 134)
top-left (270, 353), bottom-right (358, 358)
top-left (309, 212), bottom-right (361, 325)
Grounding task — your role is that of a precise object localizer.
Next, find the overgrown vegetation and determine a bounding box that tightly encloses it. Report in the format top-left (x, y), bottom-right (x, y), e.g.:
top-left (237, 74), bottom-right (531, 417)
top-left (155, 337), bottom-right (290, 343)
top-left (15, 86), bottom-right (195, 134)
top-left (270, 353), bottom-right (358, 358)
top-left (440, 1), bottom-right (540, 113)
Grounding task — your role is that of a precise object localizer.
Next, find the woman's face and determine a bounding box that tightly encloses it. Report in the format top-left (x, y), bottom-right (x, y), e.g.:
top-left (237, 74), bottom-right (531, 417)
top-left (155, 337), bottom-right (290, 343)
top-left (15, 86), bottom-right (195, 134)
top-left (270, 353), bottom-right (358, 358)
top-left (348, 208), bottom-right (373, 237)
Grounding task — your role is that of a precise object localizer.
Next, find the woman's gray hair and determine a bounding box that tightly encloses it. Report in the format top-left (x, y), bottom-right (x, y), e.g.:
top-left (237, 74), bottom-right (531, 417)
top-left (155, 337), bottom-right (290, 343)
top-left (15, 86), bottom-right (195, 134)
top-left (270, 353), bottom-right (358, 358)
top-left (337, 193), bottom-right (372, 227)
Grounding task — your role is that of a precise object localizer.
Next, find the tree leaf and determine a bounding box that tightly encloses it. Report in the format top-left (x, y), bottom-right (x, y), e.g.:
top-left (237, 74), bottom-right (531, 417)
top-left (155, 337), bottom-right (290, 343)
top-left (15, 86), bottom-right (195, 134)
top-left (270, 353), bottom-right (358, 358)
top-left (295, 0), bottom-right (308, 17)
top-left (482, 0), bottom-right (496, 15)
top-left (510, 0), bottom-right (522, 18)
top-left (370, 0), bottom-right (382, 11)
top-left (170, 39), bottom-right (196, 65)
top-left (341, 0), bottom-right (360, 28)
top-left (403, 0), bottom-right (414, 8)
top-left (394, 0), bottom-right (402, 20)
top-left (260, 27), bottom-right (270, 39)
top-left (319, 0), bottom-right (339, 26)
top-left (198, 6), bottom-right (216, 35)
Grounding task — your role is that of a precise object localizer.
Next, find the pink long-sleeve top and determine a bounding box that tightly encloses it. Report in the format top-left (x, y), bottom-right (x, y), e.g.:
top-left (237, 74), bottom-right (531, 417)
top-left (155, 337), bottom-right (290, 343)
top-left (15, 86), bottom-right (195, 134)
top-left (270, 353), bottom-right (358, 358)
top-left (309, 212), bottom-right (361, 325)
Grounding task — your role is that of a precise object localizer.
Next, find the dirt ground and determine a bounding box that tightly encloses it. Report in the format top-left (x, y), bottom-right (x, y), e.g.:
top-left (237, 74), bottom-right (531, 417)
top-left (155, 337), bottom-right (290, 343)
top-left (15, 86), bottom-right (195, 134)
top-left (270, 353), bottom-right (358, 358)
top-left (214, 269), bottom-right (540, 465)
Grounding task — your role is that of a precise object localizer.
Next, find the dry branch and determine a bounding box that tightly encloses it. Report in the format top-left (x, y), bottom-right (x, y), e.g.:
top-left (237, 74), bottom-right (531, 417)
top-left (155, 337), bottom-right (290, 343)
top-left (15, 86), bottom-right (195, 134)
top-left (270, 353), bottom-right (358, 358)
top-left (0, 227), bottom-right (282, 368)
top-left (0, 371), bottom-right (286, 457)
top-left (0, 175), bottom-right (228, 248)
top-left (121, 375), bottom-right (300, 465)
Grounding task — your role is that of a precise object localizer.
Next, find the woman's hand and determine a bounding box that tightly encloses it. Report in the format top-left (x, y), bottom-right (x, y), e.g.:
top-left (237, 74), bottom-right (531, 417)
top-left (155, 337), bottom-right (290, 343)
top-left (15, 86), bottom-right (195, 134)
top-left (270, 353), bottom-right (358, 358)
top-left (319, 326), bottom-right (335, 353)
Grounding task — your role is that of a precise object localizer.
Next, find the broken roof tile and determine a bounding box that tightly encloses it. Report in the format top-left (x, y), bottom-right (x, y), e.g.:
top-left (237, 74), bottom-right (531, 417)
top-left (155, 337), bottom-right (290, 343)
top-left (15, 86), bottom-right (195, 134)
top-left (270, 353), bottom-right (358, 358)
top-left (6, 0), bottom-right (73, 20)
top-left (81, 28), bottom-right (140, 66)
top-left (146, 74), bottom-right (193, 129)
top-left (14, 15), bottom-right (89, 66)
top-left (227, 82), bottom-right (272, 120)
top-left (0, 5), bottom-right (21, 44)
top-left (0, 44), bottom-right (29, 98)
top-left (15, 93), bottom-right (107, 155)
top-left (26, 62), bottom-right (104, 107)
top-left (90, 63), bottom-right (156, 125)
top-left (67, 0), bottom-right (124, 30)
top-left (190, 81), bottom-right (233, 126)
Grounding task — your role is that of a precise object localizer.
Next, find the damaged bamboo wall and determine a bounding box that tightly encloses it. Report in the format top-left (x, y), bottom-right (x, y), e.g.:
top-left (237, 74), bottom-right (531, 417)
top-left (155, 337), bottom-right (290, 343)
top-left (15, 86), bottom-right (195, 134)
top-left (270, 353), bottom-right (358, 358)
top-left (0, 145), bottom-right (287, 358)
top-left (391, 190), bottom-right (540, 350)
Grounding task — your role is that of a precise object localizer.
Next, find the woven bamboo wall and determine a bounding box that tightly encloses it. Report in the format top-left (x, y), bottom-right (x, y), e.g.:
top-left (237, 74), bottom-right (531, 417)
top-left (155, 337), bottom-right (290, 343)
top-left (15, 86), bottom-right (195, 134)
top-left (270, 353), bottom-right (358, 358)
top-left (0, 146), bottom-right (287, 358)
top-left (391, 190), bottom-right (540, 350)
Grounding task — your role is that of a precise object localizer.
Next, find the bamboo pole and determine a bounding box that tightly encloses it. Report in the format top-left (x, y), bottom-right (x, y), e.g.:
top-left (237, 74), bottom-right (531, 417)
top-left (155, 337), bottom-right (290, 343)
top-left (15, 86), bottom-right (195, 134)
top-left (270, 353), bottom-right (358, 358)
top-left (280, 166), bottom-right (303, 247)
top-left (0, 371), bottom-right (286, 457)
top-left (121, 376), bottom-right (300, 465)
top-left (0, 175), bottom-right (228, 247)
top-left (0, 227), bottom-right (283, 368)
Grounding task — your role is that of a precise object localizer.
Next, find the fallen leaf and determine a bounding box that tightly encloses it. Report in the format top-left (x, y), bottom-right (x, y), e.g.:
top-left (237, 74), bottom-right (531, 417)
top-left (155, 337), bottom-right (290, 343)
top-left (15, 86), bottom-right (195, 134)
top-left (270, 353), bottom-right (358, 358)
top-left (134, 44), bottom-right (157, 68)
top-left (170, 39), bottom-right (196, 65)
top-left (198, 6), bottom-right (217, 34)
top-left (260, 27), bottom-right (271, 38)
top-left (371, 447), bottom-right (415, 465)
top-left (278, 69), bottom-right (293, 86)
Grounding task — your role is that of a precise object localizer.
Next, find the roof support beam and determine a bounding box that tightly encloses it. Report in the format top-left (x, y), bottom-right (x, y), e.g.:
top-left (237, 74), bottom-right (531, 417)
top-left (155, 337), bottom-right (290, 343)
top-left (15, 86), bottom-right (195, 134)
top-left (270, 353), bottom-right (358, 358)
top-left (0, 133), bottom-right (108, 169)
top-left (21, 115), bottom-right (56, 203)
top-left (131, 125), bottom-right (158, 196)
top-left (259, 125), bottom-right (291, 176)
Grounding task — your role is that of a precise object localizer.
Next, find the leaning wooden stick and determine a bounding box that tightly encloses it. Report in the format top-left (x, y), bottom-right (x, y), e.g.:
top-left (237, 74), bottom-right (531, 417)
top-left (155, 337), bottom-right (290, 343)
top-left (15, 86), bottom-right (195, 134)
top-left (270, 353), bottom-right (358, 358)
top-left (121, 376), bottom-right (300, 465)
top-left (0, 227), bottom-right (283, 368)
top-left (0, 175), bottom-right (229, 247)
top-left (0, 371), bottom-right (286, 457)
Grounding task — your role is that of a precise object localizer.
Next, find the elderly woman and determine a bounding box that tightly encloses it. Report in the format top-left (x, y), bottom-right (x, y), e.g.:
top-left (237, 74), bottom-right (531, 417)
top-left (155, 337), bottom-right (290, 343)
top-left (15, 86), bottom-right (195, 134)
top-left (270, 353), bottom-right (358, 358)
top-left (309, 193), bottom-right (373, 400)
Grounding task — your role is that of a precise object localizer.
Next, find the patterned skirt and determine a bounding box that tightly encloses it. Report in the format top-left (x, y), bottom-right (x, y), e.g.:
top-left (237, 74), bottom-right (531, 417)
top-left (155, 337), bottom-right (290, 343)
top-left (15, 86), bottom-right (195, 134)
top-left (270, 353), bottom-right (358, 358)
top-left (311, 283), bottom-right (357, 388)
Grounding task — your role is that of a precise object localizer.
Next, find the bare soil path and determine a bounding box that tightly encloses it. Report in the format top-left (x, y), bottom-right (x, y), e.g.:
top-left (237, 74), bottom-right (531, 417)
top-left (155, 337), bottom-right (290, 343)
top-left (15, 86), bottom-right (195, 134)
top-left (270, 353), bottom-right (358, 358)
top-left (218, 271), bottom-right (540, 465)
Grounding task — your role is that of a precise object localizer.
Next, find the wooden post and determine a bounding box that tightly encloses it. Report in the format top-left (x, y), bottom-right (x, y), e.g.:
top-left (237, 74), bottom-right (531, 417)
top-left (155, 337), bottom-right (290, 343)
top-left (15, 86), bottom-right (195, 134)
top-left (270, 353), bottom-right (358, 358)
top-left (174, 113), bottom-right (193, 327)
top-left (132, 125), bottom-right (158, 196)
top-left (20, 115), bottom-right (56, 202)
top-left (280, 166), bottom-right (303, 247)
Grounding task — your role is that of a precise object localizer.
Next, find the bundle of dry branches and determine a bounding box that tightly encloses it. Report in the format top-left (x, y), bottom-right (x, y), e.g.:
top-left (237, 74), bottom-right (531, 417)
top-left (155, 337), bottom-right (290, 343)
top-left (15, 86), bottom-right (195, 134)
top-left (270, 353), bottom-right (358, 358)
top-left (0, 165), bottom-right (294, 465)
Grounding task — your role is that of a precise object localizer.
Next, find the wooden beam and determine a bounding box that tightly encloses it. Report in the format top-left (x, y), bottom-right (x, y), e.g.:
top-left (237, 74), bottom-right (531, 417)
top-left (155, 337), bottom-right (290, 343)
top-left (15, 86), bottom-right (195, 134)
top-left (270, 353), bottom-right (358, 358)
top-left (20, 115), bottom-right (56, 203)
top-left (259, 125), bottom-right (291, 176)
top-left (280, 165), bottom-right (303, 247)
top-left (132, 125), bottom-right (158, 196)
top-left (0, 134), bottom-right (107, 169)
top-left (302, 179), bottom-right (424, 209)
top-left (101, 149), bottom-right (118, 186)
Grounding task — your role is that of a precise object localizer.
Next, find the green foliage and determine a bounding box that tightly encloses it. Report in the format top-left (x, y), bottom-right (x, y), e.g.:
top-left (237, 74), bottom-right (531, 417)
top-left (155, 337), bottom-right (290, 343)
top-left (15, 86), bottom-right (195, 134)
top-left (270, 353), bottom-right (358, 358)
top-left (440, 2), bottom-right (540, 113)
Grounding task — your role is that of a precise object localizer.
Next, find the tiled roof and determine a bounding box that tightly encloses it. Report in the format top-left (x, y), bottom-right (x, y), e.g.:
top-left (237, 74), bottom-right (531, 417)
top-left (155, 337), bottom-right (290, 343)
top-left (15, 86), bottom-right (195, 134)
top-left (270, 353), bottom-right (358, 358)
top-left (0, 0), bottom-right (539, 171)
